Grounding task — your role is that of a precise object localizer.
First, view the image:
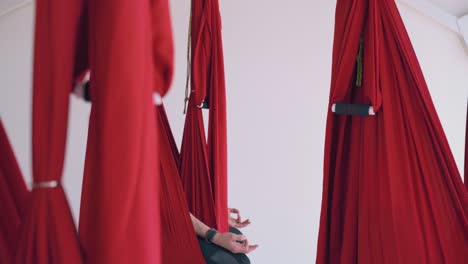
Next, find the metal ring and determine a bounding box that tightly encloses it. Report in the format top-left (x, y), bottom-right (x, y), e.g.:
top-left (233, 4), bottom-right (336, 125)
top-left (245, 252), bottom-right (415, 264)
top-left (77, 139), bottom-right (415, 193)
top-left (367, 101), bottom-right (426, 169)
top-left (33, 181), bottom-right (59, 189)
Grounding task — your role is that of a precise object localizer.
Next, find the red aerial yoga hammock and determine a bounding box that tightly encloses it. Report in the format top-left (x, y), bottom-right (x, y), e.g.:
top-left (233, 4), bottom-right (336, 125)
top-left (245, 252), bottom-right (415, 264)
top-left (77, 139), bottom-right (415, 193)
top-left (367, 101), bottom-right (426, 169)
top-left (153, 3), bottom-right (204, 262)
top-left (157, 105), bottom-right (205, 264)
top-left (74, 89), bottom-right (206, 264)
top-left (78, 0), bottom-right (173, 263)
top-left (0, 120), bottom-right (30, 263)
top-left (317, 0), bottom-right (468, 263)
top-left (180, 0), bottom-right (229, 233)
top-left (72, 0), bottom-right (204, 261)
top-left (15, 0), bottom-right (86, 263)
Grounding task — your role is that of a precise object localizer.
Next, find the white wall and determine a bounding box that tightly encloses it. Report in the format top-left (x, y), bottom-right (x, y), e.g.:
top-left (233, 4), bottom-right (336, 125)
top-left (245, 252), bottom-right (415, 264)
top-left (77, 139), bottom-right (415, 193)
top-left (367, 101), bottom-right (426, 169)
top-left (0, 1), bottom-right (467, 263)
top-left (0, 2), bottom-right (33, 183)
top-left (397, 4), bottom-right (468, 171)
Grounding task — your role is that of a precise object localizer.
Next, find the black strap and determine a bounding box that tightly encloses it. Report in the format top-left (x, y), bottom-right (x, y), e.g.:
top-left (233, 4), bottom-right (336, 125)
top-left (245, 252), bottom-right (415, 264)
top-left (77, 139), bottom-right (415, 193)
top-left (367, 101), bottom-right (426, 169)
top-left (333, 103), bottom-right (372, 116)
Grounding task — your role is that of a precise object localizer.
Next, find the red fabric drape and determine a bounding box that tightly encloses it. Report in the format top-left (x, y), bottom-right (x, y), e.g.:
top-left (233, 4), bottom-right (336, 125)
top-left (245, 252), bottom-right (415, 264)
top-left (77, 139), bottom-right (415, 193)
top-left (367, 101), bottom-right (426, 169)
top-left (180, 0), bottom-right (229, 233)
top-left (15, 0), bottom-right (85, 262)
top-left (205, 0), bottom-right (229, 234)
top-left (465, 103), bottom-right (467, 190)
top-left (157, 105), bottom-right (205, 264)
top-left (317, 0), bottom-right (468, 263)
top-left (151, 0), bottom-right (174, 97)
top-left (158, 106), bottom-right (181, 167)
top-left (180, 99), bottom-right (217, 229)
top-left (78, 0), bottom-right (167, 263)
top-left (0, 120), bottom-right (29, 263)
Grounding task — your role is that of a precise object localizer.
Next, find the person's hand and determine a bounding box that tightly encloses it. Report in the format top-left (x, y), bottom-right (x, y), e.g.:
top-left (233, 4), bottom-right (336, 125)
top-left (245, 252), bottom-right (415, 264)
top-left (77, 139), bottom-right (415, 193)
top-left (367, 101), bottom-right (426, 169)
top-left (229, 208), bottom-right (251, 229)
top-left (212, 232), bottom-right (258, 254)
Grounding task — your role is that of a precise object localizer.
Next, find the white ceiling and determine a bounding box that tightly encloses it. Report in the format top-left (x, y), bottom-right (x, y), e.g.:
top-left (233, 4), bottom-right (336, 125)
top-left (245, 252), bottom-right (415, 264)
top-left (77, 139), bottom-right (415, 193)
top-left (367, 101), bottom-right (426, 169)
top-left (0, 0), bottom-right (23, 11)
top-left (0, 0), bottom-right (30, 17)
top-left (430, 0), bottom-right (468, 16)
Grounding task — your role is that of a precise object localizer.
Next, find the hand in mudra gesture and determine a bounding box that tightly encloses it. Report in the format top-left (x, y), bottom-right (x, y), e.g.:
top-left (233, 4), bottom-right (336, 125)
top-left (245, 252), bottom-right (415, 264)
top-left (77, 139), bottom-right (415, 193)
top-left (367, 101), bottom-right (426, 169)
top-left (228, 208), bottom-right (251, 229)
top-left (213, 232), bottom-right (258, 254)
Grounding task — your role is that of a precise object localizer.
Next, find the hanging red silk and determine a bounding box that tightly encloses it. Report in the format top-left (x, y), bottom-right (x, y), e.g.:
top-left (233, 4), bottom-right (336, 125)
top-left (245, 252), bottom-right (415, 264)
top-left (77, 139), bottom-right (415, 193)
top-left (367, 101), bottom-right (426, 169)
top-left (0, 120), bottom-right (30, 263)
top-left (15, 1), bottom-right (85, 263)
top-left (180, 0), bottom-right (229, 233)
top-left (157, 105), bottom-right (205, 264)
top-left (78, 0), bottom-right (171, 262)
top-left (317, 0), bottom-right (468, 263)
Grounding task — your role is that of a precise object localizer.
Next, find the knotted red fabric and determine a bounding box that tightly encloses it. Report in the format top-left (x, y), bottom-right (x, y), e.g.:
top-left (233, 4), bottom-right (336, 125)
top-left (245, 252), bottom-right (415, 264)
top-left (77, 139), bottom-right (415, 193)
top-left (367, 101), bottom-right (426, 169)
top-left (15, 0), bottom-right (85, 263)
top-left (157, 105), bottom-right (205, 264)
top-left (180, 0), bottom-right (229, 233)
top-left (78, 0), bottom-right (170, 263)
top-left (0, 120), bottom-right (30, 263)
top-left (317, 0), bottom-right (468, 263)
